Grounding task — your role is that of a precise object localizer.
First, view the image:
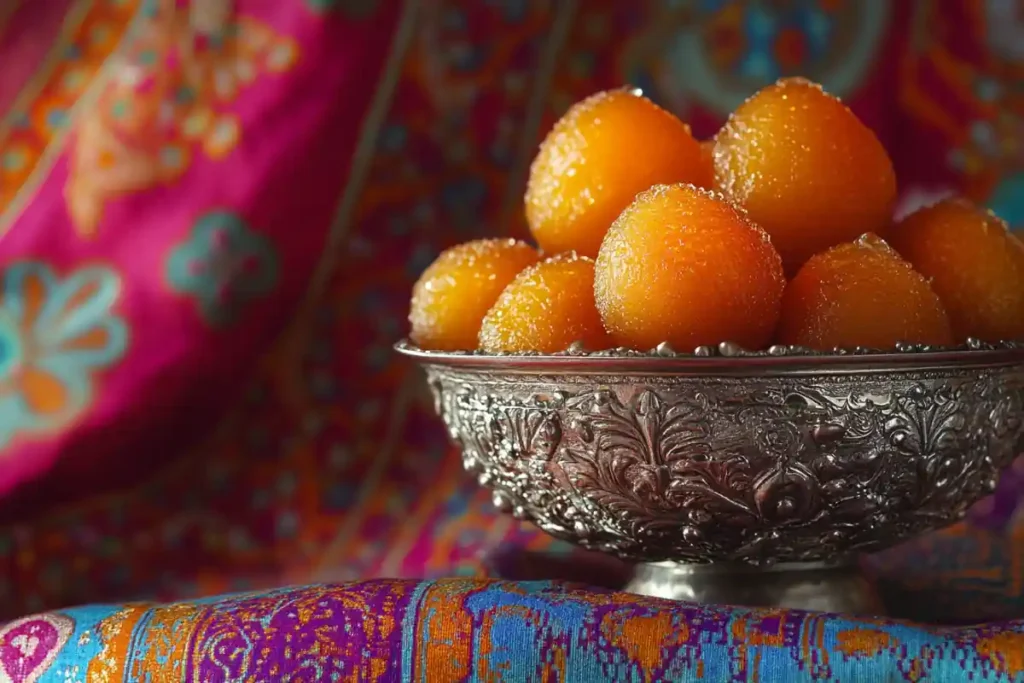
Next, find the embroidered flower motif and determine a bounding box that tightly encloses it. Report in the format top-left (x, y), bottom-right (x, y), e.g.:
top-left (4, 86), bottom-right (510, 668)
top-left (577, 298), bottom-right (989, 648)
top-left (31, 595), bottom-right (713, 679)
top-left (0, 262), bottom-right (128, 449)
top-left (66, 5), bottom-right (300, 236)
top-left (167, 211), bottom-right (279, 327)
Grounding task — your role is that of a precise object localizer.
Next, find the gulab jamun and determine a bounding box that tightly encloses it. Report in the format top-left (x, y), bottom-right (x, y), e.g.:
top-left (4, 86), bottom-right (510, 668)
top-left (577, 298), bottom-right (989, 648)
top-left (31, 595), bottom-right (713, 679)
top-left (525, 88), bottom-right (710, 259)
top-left (409, 238), bottom-right (539, 350)
top-left (595, 184), bottom-right (785, 351)
top-left (479, 252), bottom-right (609, 353)
top-left (776, 234), bottom-right (953, 350)
top-left (714, 78), bottom-right (897, 274)
top-left (888, 198), bottom-right (1024, 342)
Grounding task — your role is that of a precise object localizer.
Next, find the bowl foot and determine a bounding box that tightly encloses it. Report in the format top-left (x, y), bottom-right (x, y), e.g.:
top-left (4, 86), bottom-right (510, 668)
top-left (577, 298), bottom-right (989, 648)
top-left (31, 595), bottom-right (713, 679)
top-left (624, 560), bottom-right (881, 614)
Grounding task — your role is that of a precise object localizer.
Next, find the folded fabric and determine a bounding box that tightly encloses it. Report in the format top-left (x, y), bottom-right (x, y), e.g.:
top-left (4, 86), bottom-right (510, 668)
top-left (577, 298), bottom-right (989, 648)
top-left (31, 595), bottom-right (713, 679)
top-left (0, 0), bottom-right (399, 503)
top-left (4, 12), bottom-right (1024, 683)
top-left (5, 578), bottom-right (1024, 682)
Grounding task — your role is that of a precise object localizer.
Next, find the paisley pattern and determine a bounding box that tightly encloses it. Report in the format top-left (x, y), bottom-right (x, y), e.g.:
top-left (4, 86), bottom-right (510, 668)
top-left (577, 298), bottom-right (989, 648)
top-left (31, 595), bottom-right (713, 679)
top-left (0, 263), bottom-right (127, 450)
top-left (10, 580), bottom-right (1024, 682)
top-left (0, 0), bottom-right (396, 503)
top-left (1, 3), bottom-right (1024, 682)
top-left (0, 0), bottom-right (140, 223)
top-left (0, 614), bottom-right (73, 683)
top-left (65, 2), bottom-right (300, 236)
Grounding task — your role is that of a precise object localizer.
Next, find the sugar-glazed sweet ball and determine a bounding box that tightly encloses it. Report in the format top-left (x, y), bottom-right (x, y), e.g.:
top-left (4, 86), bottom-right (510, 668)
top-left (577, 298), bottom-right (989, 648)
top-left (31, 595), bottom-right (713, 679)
top-left (714, 78), bottom-right (897, 274)
top-left (595, 184), bottom-right (785, 351)
top-left (525, 88), bottom-right (711, 259)
top-left (409, 238), bottom-right (539, 350)
top-left (777, 234), bottom-right (953, 350)
top-left (479, 252), bottom-right (609, 353)
top-left (888, 198), bottom-right (1024, 342)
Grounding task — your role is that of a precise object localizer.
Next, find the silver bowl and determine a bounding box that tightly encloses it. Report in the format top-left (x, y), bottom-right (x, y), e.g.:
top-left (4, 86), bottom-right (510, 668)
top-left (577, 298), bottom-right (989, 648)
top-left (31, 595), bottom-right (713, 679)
top-left (397, 340), bottom-right (1024, 612)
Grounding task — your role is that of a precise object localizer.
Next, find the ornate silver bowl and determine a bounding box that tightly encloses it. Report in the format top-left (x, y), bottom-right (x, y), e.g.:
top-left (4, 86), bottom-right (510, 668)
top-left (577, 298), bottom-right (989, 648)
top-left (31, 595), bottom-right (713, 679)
top-left (396, 340), bottom-right (1024, 612)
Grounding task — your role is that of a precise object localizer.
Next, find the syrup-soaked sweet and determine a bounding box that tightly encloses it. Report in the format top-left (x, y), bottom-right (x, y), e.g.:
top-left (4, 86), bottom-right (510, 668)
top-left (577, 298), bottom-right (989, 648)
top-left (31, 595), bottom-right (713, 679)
top-left (595, 184), bottom-right (785, 351)
top-left (409, 238), bottom-right (539, 351)
top-left (525, 88), bottom-right (711, 259)
top-left (714, 77), bottom-right (897, 274)
top-left (888, 198), bottom-right (1024, 342)
top-left (479, 252), bottom-right (609, 353)
top-left (776, 234), bottom-right (953, 350)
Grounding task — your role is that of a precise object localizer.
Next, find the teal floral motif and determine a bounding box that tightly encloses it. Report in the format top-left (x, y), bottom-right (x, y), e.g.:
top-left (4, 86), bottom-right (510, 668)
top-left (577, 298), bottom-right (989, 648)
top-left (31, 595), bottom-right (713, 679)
top-left (167, 211), bottom-right (280, 327)
top-left (0, 262), bottom-right (128, 448)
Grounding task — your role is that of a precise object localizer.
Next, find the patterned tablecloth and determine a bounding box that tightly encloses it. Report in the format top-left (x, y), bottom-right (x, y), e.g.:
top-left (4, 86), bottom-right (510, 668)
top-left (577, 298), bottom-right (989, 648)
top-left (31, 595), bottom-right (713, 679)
top-left (7, 471), bottom-right (1024, 681)
top-left (7, 562), bottom-right (1024, 682)
top-left (3, 1), bottom-right (1024, 680)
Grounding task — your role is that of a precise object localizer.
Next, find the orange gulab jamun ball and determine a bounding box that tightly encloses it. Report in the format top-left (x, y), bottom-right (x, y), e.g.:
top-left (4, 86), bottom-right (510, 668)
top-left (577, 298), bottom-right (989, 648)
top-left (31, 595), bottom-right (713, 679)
top-left (776, 234), bottom-right (953, 350)
top-left (479, 253), bottom-right (610, 353)
top-left (595, 184), bottom-right (785, 351)
top-left (887, 199), bottom-right (1024, 342)
top-left (525, 89), bottom-right (711, 259)
top-left (714, 78), bottom-right (897, 274)
top-left (409, 238), bottom-right (539, 351)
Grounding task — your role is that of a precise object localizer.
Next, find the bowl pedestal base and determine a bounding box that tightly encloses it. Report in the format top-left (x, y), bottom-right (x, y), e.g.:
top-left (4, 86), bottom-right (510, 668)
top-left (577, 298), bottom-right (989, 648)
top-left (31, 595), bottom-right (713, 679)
top-left (624, 560), bottom-right (880, 614)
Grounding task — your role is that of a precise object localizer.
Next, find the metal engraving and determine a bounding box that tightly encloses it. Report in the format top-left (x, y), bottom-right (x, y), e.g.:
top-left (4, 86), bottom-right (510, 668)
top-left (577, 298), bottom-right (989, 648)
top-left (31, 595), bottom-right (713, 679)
top-left (400, 342), bottom-right (1024, 566)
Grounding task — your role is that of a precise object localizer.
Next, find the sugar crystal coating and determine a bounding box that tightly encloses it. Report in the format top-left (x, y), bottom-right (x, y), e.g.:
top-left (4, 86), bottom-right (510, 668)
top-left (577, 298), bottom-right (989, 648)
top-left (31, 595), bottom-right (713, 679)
top-left (714, 77), bottom-right (897, 274)
top-left (887, 198), bottom-right (1024, 342)
top-left (776, 233), bottom-right (953, 350)
top-left (525, 88), bottom-right (711, 259)
top-left (595, 183), bottom-right (785, 350)
top-left (479, 252), bottom-right (610, 353)
top-left (409, 238), bottom-right (539, 351)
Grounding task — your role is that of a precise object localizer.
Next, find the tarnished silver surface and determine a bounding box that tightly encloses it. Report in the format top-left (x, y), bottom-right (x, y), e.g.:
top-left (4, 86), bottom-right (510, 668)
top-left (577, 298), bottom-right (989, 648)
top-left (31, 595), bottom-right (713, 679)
top-left (397, 341), bottom-right (1024, 569)
top-left (626, 561), bottom-right (879, 613)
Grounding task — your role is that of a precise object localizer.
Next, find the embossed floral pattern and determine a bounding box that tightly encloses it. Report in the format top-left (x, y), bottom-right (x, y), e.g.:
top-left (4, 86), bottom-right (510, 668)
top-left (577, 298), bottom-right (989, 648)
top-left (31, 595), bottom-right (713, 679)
top-left (433, 367), bottom-right (1024, 564)
top-left (0, 263), bottom-right (128, 450)
top-left (753, 463), bottom-right (821, 523)
top-left (166, 211), bottom-right (279, 327)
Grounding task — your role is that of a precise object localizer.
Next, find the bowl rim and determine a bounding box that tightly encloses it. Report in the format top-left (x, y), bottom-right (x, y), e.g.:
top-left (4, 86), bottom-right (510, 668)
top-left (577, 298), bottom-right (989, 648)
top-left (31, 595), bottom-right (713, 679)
top-left (394, 339), bottom-right (1024, 375)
